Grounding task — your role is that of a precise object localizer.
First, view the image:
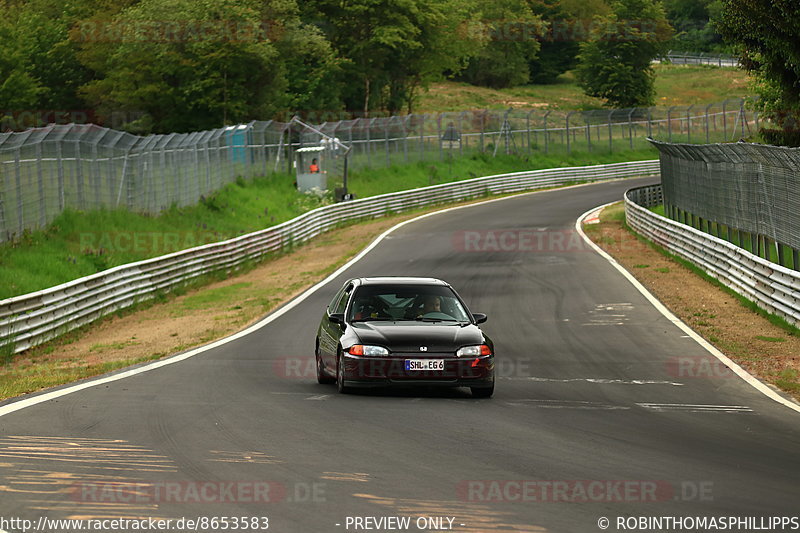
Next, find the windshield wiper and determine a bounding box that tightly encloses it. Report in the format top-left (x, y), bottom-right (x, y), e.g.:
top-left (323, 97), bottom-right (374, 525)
top-left (351, 317), bottom-right (396, 323)
top-left (414, 317), bottom-right (457, 323)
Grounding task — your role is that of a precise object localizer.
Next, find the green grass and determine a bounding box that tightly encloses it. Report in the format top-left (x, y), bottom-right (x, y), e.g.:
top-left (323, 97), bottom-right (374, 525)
top-left (416, 65), bottom-right (749, 112)
top-left (0, 146), bottom-right (658, 300)
top-left (775, 369), bottom-right (800, 393)
top-left (755, 335), bottom-right (786, 343)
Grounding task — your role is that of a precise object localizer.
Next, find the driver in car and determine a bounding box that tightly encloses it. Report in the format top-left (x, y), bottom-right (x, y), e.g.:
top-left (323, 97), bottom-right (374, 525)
top-left (421, 296), bottom-right (441, 315)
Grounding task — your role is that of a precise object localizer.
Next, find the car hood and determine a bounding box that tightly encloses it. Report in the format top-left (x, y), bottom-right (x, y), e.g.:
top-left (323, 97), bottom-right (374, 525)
top-left (350, 321), bottom-right (485, 352)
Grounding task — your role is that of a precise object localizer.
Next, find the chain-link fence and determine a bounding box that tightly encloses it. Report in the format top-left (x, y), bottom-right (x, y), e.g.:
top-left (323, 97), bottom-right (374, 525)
top-left (651, 139), bottom-right (800, 270)
top-left (0, 98), bottom-right (753, 242)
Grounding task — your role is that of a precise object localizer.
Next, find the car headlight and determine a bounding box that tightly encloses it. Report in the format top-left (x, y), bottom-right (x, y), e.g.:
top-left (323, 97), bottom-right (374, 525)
top-left (348, 344), bottom-right (389, 356)
top-left (456, 345), bottom-right (492, 357)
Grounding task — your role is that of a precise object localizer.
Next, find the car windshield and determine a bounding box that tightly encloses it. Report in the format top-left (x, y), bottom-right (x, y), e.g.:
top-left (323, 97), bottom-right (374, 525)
top-left (348, 285), bottom-right (471, 323)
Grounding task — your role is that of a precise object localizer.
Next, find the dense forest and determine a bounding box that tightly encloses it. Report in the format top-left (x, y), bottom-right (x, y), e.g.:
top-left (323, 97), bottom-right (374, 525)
top-left (0, 0), bottom-right (723, 134)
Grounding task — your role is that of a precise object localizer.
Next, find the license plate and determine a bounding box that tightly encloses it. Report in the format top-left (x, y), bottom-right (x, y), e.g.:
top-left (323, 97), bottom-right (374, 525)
top-left (405, 359), bottom-right (445, 371)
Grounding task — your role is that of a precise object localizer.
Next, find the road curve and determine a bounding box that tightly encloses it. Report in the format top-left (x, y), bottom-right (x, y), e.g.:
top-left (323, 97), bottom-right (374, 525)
top-left (1, 176), bottom-right (798, 533)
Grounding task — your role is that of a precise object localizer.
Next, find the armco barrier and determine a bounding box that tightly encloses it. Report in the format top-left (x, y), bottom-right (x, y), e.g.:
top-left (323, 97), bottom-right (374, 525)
top-left (625, 184), bottom-right (800, 327)
top-left (0, 161), bottom-right (659, 354)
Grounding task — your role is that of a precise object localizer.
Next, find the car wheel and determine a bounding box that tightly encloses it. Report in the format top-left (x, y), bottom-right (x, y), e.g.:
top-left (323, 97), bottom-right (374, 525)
top-left (336, 350), bottom-right (352, 394)
top-left (316, 343), bottom-right (334, 384)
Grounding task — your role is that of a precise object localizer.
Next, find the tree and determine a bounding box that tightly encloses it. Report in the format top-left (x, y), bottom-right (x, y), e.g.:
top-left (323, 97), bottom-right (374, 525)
top-left (303, 0), bottom-right (481, 115)
top-left (574, 0), bottom-right (672, 108)
top-left (76, 0), bottom-right (344, 133)
top-left (662, 0), bottom-right (726, 52)
top-left (526, 0), bottom-right (604, 85)
top-left (716, 0), bottom-right (800, 146)
top-left (457, 0), bottom-right (542, 89)
top-left (0, 13), bottom-right (43, 115)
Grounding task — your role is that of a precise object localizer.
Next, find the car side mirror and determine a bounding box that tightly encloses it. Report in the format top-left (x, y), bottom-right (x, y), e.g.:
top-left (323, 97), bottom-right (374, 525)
top-left (328, 313), bottom-right (345, 326)
top-left (472, 313), bottom-right (488, 324)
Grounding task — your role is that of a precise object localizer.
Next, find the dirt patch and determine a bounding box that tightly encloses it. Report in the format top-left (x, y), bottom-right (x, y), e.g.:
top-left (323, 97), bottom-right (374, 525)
top-left (583, 203), bottom-right (800, 401)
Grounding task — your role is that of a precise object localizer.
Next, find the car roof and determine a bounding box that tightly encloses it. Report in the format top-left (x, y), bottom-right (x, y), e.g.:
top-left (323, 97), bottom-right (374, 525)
top-left (354, 277), bottom-right (449, 287)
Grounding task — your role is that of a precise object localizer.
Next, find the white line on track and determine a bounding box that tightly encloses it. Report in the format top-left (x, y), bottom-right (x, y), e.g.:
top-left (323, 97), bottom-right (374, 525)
top-left (502, 377), bottom-right (684, 386)
top-left (576, 202), bottom-right (800, 415)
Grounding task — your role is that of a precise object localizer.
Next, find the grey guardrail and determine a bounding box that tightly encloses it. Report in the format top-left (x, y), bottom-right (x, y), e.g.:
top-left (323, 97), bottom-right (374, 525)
top-left (625, 184), bottom-right (800, 327)
top-left (0, 160), bottom-right (659, 353)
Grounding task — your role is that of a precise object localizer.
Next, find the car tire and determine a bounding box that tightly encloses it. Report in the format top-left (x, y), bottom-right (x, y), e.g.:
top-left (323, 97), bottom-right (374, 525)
top-left (471, 385), bottom-right (494, 398)
top-left (336, 350), bottom-right (352, 394)
top-left (316, 343), bottom-right (335, 384)
top-left (471, 375), bottom-right (494, 398)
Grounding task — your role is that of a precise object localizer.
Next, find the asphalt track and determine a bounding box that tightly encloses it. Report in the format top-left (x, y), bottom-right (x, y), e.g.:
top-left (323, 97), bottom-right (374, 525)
top-left (1, 177), bottom-right (798, 533)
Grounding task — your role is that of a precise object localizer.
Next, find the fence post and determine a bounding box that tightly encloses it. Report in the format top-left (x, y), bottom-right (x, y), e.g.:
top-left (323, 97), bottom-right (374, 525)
top-left (458, 112), bottom-right (465, 158)
top-left (740, 99), bottom-right (746, 138)
top-left (419, 114), bottom-right (425, 160)
top-left (286, 121), bottom-right (293, 175)
top-left (385, 118), bottom-right (391, 167)
top-left (722, 100), bottom-right (728, 140)
top-left (35, 143), bottom-right (46, 228)
top-left (366, 117), bottom-right (372, 168)
top-left (667, 106), bottom-right (675, 142)
top-left (607, 110), bottom-right (613, 152)
top-left (526, 110), bottom-right (534, 155)
top-left (686, 104), bottom-right (694, 143)
top-left (585, 114), bottom-right (592, 152)
top-left (0, 182), bottom-right (5, 242)
top-left (14, 149), bottom-right (23, 234)
top-left (55, 141), bottom-right (65, 212)
top-left (627, 108), bottom-right (635, 149)
top-left (480, 112), bottom-right (485, 153)
top-left (403, 116), bottom-right (409, 163)
top-left (566, 111), bottom-right (574, 154)
top-left (543, 110), bottom-right (551, 154)
top-left (437, 113), bottom-right (443, 161)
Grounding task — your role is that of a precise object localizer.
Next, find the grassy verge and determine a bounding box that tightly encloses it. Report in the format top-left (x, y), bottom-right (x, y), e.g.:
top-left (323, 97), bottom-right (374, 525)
top-left (0, 147), bottom-right (657, 300)
top-left (416, 65), bottom-right (749, 112)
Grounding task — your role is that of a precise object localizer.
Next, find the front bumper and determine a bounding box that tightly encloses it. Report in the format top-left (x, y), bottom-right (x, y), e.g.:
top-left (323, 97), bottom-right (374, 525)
top-left (341, 352), bottom-right (494, 388)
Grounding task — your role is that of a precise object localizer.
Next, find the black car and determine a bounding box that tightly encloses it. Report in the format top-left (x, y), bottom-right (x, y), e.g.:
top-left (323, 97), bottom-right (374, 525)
top-left (315, 277), bottom-right (495, 397)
